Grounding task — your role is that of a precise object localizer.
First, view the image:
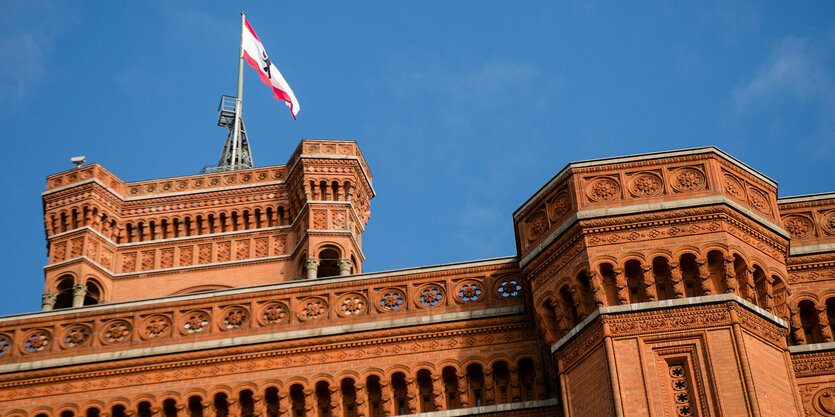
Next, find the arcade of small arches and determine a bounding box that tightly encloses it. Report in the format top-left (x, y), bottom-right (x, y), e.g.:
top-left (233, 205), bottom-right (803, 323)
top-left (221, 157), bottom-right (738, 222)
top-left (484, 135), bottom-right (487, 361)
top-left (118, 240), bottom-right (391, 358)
top-left (46, 204), bottom-right (294, 244)
top-left (790, 295), bottom-right (835, 345)
top-left (41, 274), bottom-right (103, 311)
top-left (535, 248), bottom-right (792, 344)
top-left (299, 245), bottom-right (357, 280)
top-left (6, 358), bottom-right (546, 417)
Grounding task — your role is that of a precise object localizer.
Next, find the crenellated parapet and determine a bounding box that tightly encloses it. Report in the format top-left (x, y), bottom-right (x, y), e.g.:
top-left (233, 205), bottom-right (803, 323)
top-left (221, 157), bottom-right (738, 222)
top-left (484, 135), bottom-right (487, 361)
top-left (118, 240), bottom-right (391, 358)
top-left (40, 139), bottom-right (374, 307)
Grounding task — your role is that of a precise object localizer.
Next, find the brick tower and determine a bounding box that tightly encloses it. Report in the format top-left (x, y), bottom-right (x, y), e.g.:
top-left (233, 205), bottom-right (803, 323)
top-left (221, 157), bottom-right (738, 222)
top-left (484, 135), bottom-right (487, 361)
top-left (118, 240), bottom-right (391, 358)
top-left (41, 139), bottom-right (373, 307)
top-left (0, 143), bottom-right (833, 417)
top-left (514, 147), bottom-right (807, 416)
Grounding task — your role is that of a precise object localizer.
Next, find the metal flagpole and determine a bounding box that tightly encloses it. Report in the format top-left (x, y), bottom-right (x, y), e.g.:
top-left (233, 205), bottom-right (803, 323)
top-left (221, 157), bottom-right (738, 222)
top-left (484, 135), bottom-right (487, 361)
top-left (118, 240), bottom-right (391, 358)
top-left (230, 11), bottom-right (246, 169)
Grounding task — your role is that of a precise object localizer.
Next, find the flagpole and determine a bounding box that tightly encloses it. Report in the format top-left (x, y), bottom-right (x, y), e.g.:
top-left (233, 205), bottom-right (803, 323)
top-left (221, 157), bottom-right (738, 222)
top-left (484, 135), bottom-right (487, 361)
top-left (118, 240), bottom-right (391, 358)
top-left (230, 11), bottom-right (246, 169)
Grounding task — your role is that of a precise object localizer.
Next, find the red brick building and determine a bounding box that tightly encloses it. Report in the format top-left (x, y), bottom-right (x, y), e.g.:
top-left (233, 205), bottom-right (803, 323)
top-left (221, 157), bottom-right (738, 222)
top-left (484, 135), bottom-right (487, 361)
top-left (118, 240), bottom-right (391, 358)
top-left (0, 141), bottom-right (833, 416)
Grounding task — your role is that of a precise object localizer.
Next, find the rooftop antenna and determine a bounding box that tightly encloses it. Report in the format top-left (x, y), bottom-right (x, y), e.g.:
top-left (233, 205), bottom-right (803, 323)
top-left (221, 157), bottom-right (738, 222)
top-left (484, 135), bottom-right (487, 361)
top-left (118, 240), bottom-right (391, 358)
top-left (71, 156), bottom-right (86, 168)
top-left (203, 12), bottom-right (254, 174)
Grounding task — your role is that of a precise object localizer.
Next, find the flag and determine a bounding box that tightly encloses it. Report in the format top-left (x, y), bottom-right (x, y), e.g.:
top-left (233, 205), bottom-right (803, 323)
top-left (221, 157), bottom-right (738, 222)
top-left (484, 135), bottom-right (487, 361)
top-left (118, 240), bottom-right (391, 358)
top-left (241, 18), bottom-right (300, 119)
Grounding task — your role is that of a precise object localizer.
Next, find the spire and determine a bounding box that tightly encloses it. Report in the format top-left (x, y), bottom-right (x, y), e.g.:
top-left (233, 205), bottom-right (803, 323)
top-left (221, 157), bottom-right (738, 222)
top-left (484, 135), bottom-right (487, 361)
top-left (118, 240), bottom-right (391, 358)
top-left (207, 95), bottom-right (254, 172)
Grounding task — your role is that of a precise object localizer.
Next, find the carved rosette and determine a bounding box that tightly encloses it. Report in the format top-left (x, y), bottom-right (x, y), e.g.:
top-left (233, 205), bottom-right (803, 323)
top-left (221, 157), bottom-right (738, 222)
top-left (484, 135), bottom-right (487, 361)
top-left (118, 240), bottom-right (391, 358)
top-left (723, 174), bottom-right (745, 200)
top-left (747, 188), bottom-right (771, 215)
top-left (62, 324), bottom-right (92, 348)
top-left (548, 192), bottom-right (571, 222)
top-left (782, 215), bottom-right (815, 239)
top-left (336, 293), bottom-right (367, 317)
top-left (454, 281), bottom-right (485, 303)
top-left (629, 172), bottom-right (663, 197)
top-left (221, 306), bottom-right (250, 330)
top-left (181, 311), bottom-right (210, 334)
top-left (0, 333), bottom-right (10, 356)
top-left (259, 302), bottom-right (290, 325)
top-left (587, 177), bottom-right (621, 202)
top-left (377, 289), bottom-right (406, 312)
top-left (142, 315), bottom-right (172, 339)
top-left (526, 211), bottom-right (549, 242)
top-left (22, 329), bottom-right (51, 353)
top-left (495, 277), bottom-right (523, 298)
top-left (822, 211), bottom-right (835, 235)
top-left (298, 297), bottom-right (328, 321)
top-left (101, 319), bottom-right (131, 345)
top-left (671, 168), bottom-right (706, 192)
top-left (416, 284), bottom-right (446, 308)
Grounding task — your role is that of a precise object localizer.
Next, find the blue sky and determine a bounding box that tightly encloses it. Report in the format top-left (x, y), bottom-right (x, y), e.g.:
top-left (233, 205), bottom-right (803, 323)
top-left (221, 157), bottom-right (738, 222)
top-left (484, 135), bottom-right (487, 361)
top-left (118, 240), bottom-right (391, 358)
top-left (1, 1), bottom-right (834, 314)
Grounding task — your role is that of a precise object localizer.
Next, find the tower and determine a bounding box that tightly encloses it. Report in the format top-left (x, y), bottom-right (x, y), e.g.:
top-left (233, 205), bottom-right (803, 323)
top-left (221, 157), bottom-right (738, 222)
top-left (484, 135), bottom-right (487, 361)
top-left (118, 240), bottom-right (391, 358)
top-left (40, 139), bottom-right (372, 307)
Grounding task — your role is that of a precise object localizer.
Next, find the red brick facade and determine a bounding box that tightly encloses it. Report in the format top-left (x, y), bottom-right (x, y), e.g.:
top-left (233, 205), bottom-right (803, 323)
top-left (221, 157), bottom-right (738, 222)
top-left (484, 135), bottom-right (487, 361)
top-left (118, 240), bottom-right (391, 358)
top-left (0, 143), bottom-right (833, 416)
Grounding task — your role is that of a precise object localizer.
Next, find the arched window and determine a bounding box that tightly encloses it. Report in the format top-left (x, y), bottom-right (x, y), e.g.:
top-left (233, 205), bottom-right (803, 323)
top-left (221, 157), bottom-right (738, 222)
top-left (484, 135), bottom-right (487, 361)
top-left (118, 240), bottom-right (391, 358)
top-left (84, 280), bottom-right (103, 306)
top-left (162, 399), bottom-right (179, 417)
top-left (416, 369), bottom-right (435, 412)
top-left (85, 408), bottom-right (100, 417)
top-left (679, 253), bottom-right (700, 298)
top-left (492, 361), bottom-right (510, 404)
top-left (652, 257), bottom-right (673, 300)
top-left (54, 275), bottom-right (75, 309)
top-left (61, 411), bottom-right (75, 417)
top-left (466, 364), bottom-right (485, 407)
top-left (391, 372), bottom-right (408, 415)
top-left (137, 402), bottom-right (153, 417)
top-left (558, 286), bottom-right (579, 327)
top-left (239, 389), bottom-right (255, 417)
top-left (265, 387), bottom-right (280, 417)
top-left (827, 298), bottom-right (835, 340)
top-left (706, 250), bottom-right (728, 294)
top-left (518, 358), bottom-right (536, 401)
top-left (442, 367), bottom-right (459, 409)
top-left (290, 384), bottom-right (307, 417)
top-left (187, 397), bottom-right (204, 417)
top-left (317, 247), bottom-right (341, 278)
top-left (624, 259), bottom-right (644, 303)
top-left (799, 300), bottom-right (823, 344)
top-left (340, 378), bottom-right (358, 417)
top-left (365, 375), bottom-right (383, 417)
top-left (111, 405), bottom-right (127, 417)
top-left (315, 381), bottom-right (333, 417)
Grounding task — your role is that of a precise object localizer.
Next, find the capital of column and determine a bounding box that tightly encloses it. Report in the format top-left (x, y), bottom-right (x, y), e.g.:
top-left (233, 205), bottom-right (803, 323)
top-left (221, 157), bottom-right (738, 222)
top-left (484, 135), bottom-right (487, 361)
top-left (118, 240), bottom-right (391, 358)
top-left (337, 258), bottom-right (352, 276)
top-left (304, 257), bottom-right (319, 280)
top-left (41, 291), bottom-right (56, 311)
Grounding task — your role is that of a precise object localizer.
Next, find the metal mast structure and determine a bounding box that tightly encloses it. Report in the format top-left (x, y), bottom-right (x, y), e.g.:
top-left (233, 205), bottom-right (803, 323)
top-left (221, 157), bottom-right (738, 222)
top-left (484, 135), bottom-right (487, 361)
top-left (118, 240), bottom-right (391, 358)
top-left (204, 12), bottom-right (254, 173)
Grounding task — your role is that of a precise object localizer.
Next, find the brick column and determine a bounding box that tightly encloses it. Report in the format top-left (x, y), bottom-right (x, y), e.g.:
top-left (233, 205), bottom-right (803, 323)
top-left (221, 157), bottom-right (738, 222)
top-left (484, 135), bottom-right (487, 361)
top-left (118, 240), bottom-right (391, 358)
top-left (762, 276), bottom-right (775, 312)
top-left (817, 305), bottom-right (834, 343)
top-left (338, 258), bottom-right (352, 276)
top-left (431, 375), bottom-right (445, 411)
top-left (277, 391), bottom-right (290, 417)
top-left (406, 377), bottom-right (419, 413)
top-left (640, 264), bottom-right (657, 302)
top-left (668, 260), bottom-right (687, 297)
top-left (723, 255), bottom-right (739, 295)
top-left (303, 388), bottom-right (315, 417)
top-left (509, 366), bottom-right (521, 402)
top-left (380, 380), bottom-right (393, 417)
top-left (355, 382), bottom-right (368, 417)
top-left (201, 400), bottom-right (216, 417)
top-left (72, 284), bottom-right (86, 307)
top-left (483, 369), bottom-right (496, 405)
top-left (304, 258), bottom-right (319, 280)
top-left (457, 371), bottom-right (470, 408)
top-left (252, 394), bottom-right (266, 417)
top-left (696, 258), bottom-right (715, 295)
top-left (329, 385), bottom-right (342, 417)
top-left (589, 270), bottom-right (608, 307)
top-left (613, 267), bottom-right (629, 304)
top-left (791, 308), bottom-right (807, 345)
top-left (41, 292), bottom-right (56, 311)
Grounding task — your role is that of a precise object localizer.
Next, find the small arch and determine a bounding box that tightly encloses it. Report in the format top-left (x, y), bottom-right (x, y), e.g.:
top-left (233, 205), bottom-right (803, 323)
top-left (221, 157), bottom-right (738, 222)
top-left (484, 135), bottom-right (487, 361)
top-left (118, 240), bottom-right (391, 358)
top-left (391, 372), bottom-right (409, 415)
top-left (84, 279), bottom-right (103, 306)
top-left (365, 374), bottom-right (384, 417)
top-left (492, 360), bottom-right (511, 404)
top-left (558, 285), bottom-right (579, 327)
top-left (679, 253), bottom-right (701, 298)
top-left (517, 358), bottom-right (536, 402)
top-left (706, 250), bottom-right (728, 294)
top-left (54, 275), bottom-right (75, 309)
top-left (340, 377), bottom-right (359, 417)
top-left (187, 396), bottom-right (204, 417)
top-left (416, 369), bottom-right (436, 412)
top-left (315, 380), bottom-right (333, 417)
top-left (652, 256), bottom-right (673, 301)
top-left (317, 246), bottom-right (342, 279)
top-left (597, 262), bottom-right (619, 306)
top-left (442, 366), bottom-right (461, 409)
top-left (136, 401), bottom-right (153, 417)
top-left (289, 383), bottom-right (307, 417)
top-left (466, 363), bottom-right (485, 407)
top-left (799, 300), bottom-right (823, 344)
top-left (624, 259), bottom-right (644, 303)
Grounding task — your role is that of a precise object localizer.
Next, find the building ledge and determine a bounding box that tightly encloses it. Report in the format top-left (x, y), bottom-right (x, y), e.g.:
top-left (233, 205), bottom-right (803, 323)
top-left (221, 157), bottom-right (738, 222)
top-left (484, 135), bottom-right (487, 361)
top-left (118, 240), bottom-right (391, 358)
top-left (412, 399), bottom-right (559, 417)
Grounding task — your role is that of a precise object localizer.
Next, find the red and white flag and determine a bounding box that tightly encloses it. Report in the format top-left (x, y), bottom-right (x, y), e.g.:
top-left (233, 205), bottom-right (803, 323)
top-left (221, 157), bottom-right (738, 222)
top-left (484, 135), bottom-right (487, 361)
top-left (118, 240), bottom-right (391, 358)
top-left (241, 18), bottom-right (300, 119)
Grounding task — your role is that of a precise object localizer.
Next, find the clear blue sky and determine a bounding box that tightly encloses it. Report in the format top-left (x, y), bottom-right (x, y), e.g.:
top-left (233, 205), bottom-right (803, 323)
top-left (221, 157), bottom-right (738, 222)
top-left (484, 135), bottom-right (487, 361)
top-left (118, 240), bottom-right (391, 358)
top-left (2, 1), bottom-right (834, 314)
